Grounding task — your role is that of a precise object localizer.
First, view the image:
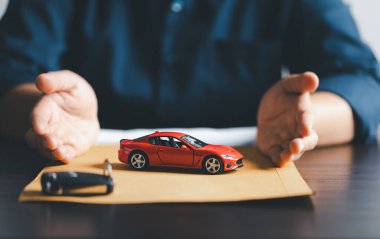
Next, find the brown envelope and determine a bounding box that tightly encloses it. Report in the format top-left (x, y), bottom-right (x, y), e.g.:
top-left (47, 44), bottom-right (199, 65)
top-left (19, 145), bottom-right (313, 204)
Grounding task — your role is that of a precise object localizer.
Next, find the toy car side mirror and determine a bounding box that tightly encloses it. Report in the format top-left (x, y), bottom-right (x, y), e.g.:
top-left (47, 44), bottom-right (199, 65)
top-left (181, 145), bottom-right (189, 150)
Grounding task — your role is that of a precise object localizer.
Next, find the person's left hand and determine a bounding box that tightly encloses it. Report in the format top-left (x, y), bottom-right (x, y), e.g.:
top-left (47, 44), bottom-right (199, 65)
top-left (256, 72), bottom-right (319, 167)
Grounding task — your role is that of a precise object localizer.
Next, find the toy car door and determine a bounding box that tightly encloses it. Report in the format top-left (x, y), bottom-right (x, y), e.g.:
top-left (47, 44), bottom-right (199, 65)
top-left (155, 136), bottom-right (193, 166)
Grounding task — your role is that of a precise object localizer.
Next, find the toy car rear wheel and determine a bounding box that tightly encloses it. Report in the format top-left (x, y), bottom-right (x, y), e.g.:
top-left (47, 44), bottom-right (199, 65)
top-left (203, 156), bottom-right (224, 174)
top-left (129, 151), bottom-right (149, 170)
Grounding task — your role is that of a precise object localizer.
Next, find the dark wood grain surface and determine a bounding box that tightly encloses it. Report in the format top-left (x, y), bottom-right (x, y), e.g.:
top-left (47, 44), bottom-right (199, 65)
top-left (1, 137), bottom-right (380, 239)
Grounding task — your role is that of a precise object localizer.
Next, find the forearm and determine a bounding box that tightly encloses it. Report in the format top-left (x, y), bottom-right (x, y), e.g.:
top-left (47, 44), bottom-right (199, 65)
top-left (0, 83), bottom-right (42, 139)
top-left (312, 91), bottom-right (355, 146)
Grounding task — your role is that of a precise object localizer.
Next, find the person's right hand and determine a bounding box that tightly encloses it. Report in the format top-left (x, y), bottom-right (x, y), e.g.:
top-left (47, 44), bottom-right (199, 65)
top-left (25, 70), bottom-right (100, 163)
top-left (256, 72), bottom-right (319, 167)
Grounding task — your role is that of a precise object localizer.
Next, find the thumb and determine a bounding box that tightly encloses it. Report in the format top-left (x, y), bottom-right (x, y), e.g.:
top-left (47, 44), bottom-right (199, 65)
top-left (36, 70), bottom-right (82, 94)
top-left (281, 72), bottom-right (319, 94)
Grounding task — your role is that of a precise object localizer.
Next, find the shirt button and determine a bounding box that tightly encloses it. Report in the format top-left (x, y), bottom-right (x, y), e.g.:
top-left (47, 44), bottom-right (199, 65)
top-left (171, 1), bottom-right (184, 13)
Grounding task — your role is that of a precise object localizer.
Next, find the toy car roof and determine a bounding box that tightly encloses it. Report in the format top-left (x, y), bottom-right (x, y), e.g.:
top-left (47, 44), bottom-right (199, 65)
top-left (149, 131), bottom-right (187, 138)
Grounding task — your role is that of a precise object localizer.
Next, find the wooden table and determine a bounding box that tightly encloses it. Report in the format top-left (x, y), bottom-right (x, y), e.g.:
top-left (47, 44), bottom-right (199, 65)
top-left (1, 137), bottom-right (380, 238)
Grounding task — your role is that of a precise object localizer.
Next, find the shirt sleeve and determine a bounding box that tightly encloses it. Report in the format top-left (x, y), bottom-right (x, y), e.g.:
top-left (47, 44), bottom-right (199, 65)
top-left (283, 0), bottom-right (380, 143)
top-left (0, 0), bottom-right (74, 96)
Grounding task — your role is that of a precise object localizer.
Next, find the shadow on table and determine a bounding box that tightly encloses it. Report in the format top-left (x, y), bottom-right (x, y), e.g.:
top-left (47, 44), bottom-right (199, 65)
top-left (22, 193), bottom-right (313, 210)
top-left (91, 162), bottom-right (239, 175)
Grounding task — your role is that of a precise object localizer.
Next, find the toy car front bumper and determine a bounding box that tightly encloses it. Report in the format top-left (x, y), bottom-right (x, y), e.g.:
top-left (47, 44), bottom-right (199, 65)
top-left (225, 158), bottom-right (244, 170)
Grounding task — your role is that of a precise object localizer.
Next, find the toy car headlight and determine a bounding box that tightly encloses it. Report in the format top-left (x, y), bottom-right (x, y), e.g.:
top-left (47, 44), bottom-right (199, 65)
top-left (221, 154), bottom-right (236, 160)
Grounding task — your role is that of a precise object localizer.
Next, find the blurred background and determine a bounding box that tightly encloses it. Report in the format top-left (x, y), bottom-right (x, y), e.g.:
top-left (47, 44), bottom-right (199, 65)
top-left (0, 0), bottom-right (379, 142)
top-left (0, 0), bottom-right (379, 63)
top-left (344, 0), bottom-right (380, 59)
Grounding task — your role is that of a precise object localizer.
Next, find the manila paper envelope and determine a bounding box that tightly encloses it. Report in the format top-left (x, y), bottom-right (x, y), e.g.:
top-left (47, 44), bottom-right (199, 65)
top-left (19, 145), bottom-right (313, 204)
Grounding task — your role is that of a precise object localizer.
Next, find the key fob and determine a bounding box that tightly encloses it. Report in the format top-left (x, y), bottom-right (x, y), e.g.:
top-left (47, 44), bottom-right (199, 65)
top-left (41, 159), bottom-right (114, 196)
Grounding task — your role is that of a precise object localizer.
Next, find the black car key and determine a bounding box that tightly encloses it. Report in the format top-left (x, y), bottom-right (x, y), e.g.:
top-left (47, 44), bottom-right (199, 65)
top-left (41, 159), bottom-right (114, 196)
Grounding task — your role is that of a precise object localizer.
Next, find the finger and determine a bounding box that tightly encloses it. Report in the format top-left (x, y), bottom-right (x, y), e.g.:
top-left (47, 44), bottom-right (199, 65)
top-left (290, 131), bottom-right (318, 154)
top-left (282, 131), bottom-right (318, 165)
top-left (52, 145), bottom-right (66, 162)
top-left (25, 128), bottom-right (58, 152)
top-left (29, 136), bottom-right (59, 161)
top-left (289, 138), bottom-right (304, 154)
top-left (281, 72), bottom-right (319, 94)
top-left (64, 145), bottom-right (76, 162)
top-left (280, 150), bottom-right (304, 164)
top-left (268, 145), bottom-right (283, 167)
top-left (281, 138), bottom-right (305, 160)
top-left (38, 148), bottom-right (56, 161)
top-left (53, 144), bottom-right (76, 163)
top-left (279, 141), bottom-right (296, 165)
top-left (25, 128), bottom-right (73, 163)
top-left (292, 152), bottom-right (304, 162)
top-left (257, 121), bottom-right (292, 153)
top-left (278, 149), bottom-right (292, 167)
top-left (280, 139), bottom-right (291, 152)
top-left (36, 70), bottom-right (80, 94)
top-left (297, 110), bottom-right (314, 137)
top-left (41, 134), bottom-right (61, 150)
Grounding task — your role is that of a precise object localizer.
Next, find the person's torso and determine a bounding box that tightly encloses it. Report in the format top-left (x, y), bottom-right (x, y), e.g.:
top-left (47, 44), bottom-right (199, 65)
top-left (62, 0), bottom-right (290, 129)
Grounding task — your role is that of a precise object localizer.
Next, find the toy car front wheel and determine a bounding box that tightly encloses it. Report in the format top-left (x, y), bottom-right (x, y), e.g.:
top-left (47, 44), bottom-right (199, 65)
top-left (129, 151), bottom-right (149, 170)
top-left (203, 156), bottom-right (224, 174)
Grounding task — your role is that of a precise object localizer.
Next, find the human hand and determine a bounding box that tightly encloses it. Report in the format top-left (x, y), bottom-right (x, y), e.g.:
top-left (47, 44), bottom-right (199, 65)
top-left (256, 72), bottom-right (319, 167)
top-left (25, 70), bottom-right (100, 163)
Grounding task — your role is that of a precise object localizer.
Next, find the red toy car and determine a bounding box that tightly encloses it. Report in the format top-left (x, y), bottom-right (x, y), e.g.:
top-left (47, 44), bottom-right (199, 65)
top-left (118, 131), bottom-right (244, 174)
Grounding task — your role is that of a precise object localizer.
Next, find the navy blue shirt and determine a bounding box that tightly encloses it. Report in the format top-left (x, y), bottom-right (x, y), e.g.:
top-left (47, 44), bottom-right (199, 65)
top-left (1, 0), bottom-right (380, 142)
